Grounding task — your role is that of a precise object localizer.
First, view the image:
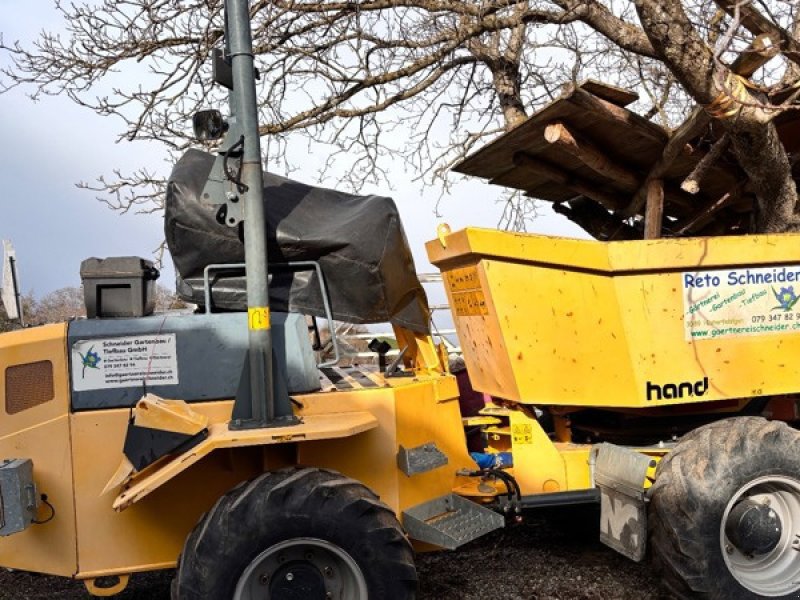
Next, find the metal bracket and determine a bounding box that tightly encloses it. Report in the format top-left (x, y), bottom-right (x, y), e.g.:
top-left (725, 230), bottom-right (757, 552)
top-left (212, 48), bottom-right (234, 90)
top-left (199, 122), bottom-right (246, 228)
top-left (385, 345), bottom-right (410, 377)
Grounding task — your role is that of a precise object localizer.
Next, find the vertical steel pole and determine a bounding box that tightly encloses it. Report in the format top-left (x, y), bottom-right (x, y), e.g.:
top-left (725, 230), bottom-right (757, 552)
top-left (9, 257), bottom-right (24, 327)
top-left (228, 0), bottom-right (274, 427)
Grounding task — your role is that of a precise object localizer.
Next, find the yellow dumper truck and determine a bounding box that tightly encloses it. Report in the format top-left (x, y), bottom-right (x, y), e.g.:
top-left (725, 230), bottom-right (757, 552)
top-left (2, 2), bottom-right (799, 599)
top-left (428, 227), bottom-right (800, 599)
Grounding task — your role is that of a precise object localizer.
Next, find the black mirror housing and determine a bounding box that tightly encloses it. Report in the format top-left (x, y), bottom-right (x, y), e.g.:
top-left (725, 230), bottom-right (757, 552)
top-left (192, 110), bottom-right (228, 141)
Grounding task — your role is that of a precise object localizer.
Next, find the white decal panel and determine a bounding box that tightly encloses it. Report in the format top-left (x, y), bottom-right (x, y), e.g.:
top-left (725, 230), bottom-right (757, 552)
top-left (71, 334), bottom-right (179, 391)
top-left (683, 266), bottom-right (800, 340)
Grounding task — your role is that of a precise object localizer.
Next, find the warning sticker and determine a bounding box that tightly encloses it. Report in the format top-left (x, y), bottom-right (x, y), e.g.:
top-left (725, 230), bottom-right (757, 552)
top-left (451, 290), bottom-right (489, 316)
top-left (248, 306), bottom-right (271, 330)
top-left (683, 265), bottom-right (800, 341)
top-left (512, 423), bottom-right (533, 445)
top-left (71, 334), bottom-right (179, 391)
top-left (445, 266), bottom-right (482, 292)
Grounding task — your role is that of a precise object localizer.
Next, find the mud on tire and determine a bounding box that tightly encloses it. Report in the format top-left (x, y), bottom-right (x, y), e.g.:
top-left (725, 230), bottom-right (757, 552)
top-left (172, 467), bottom-right (417, 600)
top-left (648, 417), bottom-right (800, 600)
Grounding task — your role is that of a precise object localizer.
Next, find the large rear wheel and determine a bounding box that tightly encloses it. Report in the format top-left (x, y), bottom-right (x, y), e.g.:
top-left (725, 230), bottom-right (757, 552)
top-left (649, 417), bottom-right (800, 599)
top-left (172, 467), bottom-right (416, 600)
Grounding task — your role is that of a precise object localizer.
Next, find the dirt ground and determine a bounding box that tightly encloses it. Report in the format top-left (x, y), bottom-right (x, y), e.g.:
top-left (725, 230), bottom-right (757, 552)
top-left (0, 506), bottom-right (672, 599)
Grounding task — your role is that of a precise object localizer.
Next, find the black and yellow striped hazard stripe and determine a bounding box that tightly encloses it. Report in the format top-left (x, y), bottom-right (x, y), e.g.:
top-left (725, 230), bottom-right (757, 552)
top-left (319, 366), bottom-right (384, 391)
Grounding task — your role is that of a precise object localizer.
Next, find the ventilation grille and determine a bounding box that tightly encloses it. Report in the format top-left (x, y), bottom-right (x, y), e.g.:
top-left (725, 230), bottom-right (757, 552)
top-left (5, 361), bottom-right (54, 415)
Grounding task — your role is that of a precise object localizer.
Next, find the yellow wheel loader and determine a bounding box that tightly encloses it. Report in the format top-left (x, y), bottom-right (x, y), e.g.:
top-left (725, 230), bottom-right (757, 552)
top-left (0, 2), bottom-right (500, 597)
top-left (2, 2), bottom-right (800, 599)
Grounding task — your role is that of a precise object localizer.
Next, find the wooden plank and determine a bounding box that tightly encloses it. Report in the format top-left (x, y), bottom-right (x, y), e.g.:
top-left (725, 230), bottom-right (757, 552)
top-left (644, 179), bottom-right (665, 239)
top-left (454, 86), bottom-right (667, 183)
top-left (553, 197), bottom-right (641, 241)
top-left (673, 179), bottom-right (748, 234)
top-left (580, 80), bottom-right (640, 107)
top-left (568, 89), bottom-right (668, 145)
top-left (673, 191), bottom-right (734, 235)
top-left (452, 99), bottom-right (573, 178)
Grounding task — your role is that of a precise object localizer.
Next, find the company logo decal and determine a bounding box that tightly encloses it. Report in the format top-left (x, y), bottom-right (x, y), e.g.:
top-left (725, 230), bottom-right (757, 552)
top-left (646, 377), bottom-right (708, 401)
top-left (79, 346), bottom-right (102, 378)
top-left (772, 286), bottom-right (800, 312)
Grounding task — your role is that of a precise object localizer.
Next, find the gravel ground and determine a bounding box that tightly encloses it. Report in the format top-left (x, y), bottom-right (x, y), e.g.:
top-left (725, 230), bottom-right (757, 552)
top-left (0, 506), bottom-right (672, 599)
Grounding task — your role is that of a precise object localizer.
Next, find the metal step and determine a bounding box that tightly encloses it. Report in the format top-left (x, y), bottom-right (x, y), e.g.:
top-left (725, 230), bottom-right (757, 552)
top-left (402, 494), bottom-right (504, 550)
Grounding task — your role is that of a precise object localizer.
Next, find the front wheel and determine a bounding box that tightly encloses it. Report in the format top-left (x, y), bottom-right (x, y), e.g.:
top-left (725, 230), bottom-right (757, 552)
top-left (172, 467), bottom-right (417, 600)
top-left (649, 417), bottom-right (800, 599)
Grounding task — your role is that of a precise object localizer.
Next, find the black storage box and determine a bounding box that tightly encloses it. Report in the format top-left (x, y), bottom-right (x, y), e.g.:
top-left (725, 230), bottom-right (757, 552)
top-left (80, 257), bottom-right (159, 318)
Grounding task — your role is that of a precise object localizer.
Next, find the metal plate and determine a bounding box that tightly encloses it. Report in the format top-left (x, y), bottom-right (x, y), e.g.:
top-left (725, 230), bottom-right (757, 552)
top-left (396, 442), bottom-right (448, 477)
top-left (599, 486), bottom-right (647, 562)
top-left (0, 458), bottom-right (36, 537)
top-left (403, 493), bottom-right (504, 550)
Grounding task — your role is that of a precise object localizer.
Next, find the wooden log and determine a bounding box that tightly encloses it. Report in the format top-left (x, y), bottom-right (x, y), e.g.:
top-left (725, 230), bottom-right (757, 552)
top-left (623, 35), bottom-right (779, 218)
top-left (544, 122), bottom-right (641, 190)
top-left (673, 192), bottom-right (733, 235)
top-left (673, 180), bottom-right (746, 234)
top-left (713, 2), bottom-right (800, 67)
top-left (681, 134), bottom-right (731, 195)
top-left (623, 107), bottom-right (709, 217)
top-left (510, 152), bottom-right (622, 210)
top-left (644, 179), bottom-right (665, 239)
top-left (580, 80), bottom-right (640, 107)
top-left (732, 34), bottom-right (781, 78)
top-left (543, 121), bottom-right (693, 211)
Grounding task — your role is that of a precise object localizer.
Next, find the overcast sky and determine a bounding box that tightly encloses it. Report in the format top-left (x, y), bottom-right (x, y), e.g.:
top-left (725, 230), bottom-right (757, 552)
top-left (0, 3), bottom-right (583, 304)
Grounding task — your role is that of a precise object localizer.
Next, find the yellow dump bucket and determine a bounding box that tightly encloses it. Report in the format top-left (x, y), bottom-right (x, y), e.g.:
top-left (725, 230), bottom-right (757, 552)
top-left (427, 227), bottom-right (800, 409)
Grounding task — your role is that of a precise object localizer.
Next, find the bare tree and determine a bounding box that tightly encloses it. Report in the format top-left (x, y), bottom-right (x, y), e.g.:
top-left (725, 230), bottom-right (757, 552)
top-left (1, 1), bottom-right (799, 235)
top-left (153, 283), bottom-right (190, 311)
top-left (0, 283), bottom-right (188, 330)
top-left (0, 292), bottom-right (35, 333)
top-left (31, 286), bottom-right (86, 324)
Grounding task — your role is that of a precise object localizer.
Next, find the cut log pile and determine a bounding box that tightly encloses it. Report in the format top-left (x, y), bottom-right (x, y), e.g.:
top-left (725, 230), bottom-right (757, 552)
top-left (453, 38), bottom-right (799, 241)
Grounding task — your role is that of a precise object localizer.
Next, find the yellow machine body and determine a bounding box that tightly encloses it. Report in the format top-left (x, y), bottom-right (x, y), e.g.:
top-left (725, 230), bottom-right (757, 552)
top-left (0, 322), bottom-right (474, 581)
top-left (427, 227), bottom-right (800, 409)
top-left (454, 407), bottom-right (594, 498)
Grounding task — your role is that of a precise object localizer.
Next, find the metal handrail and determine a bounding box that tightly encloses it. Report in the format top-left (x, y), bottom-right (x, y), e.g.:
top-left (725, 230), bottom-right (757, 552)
top-left (201, 260), bottom-right (341, 367)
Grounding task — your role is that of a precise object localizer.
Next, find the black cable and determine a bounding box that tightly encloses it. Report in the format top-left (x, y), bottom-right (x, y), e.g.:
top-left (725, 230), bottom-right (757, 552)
top-left (459, 465), bottom-right (523, 511)
top-left (32, 494), bottom-right (55, 525)
top-left (486, 469), bottom-right (517, 506)
top-left (486, 468), bottom-right (522, 503)
top-left (223, 135), bottom-right (248, 194)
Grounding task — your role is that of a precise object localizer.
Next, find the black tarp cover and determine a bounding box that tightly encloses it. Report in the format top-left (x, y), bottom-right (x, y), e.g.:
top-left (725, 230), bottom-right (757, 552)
top-left (165, 149), bottom-right (430, 333)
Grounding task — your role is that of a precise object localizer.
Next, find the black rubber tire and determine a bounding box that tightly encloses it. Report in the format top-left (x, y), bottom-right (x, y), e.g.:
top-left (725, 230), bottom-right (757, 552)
top-left (172, 467), bottom-right (417, 600)
top-left (648, 416), bottom-right (800, 600)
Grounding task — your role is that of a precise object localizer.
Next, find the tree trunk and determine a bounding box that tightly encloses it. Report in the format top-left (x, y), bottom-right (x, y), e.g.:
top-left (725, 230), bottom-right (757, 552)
top-left (492, 63), bottom-right (527, 129)
top-left (634, 0), bottom-right (799, 234)
top-left (729, 114), bottom-right (800, 232)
